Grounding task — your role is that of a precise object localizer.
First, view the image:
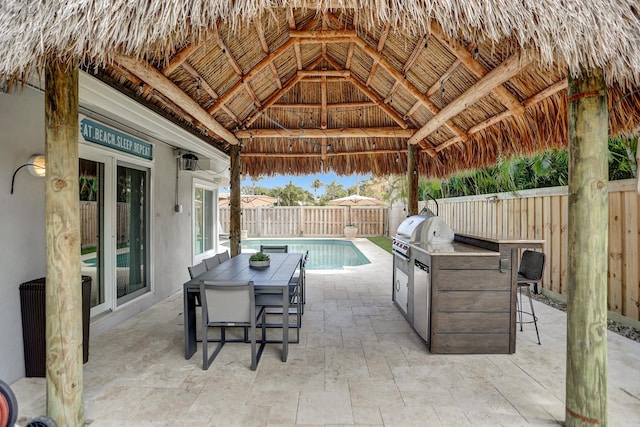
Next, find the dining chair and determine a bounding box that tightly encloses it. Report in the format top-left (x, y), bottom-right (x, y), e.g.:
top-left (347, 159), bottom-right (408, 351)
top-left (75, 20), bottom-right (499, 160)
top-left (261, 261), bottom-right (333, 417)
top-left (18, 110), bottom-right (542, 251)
top-left (218, 250), bottom-right (230, 263)
top-left (204, 254), bottom-right (221, 270)
top-left (199, 280), bottom-right (265, 371)
top-left (289, 250), bottom-right (309, 315)
top-left (188, 261), bottom-right (207, 279)
top-left (188, 261), bottom-right (208, 307)
top-left (260, 244), bottom-right (288, 253)
top-left (255, 252), bottom-right (304, 344)
top-left (516, 250), bottom-right (545, 345)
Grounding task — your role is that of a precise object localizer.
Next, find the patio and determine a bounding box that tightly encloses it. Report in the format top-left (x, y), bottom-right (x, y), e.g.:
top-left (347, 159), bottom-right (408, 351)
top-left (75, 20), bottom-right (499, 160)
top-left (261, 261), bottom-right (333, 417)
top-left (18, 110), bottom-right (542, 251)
top-left (11, 239), bottom-right (640, 426)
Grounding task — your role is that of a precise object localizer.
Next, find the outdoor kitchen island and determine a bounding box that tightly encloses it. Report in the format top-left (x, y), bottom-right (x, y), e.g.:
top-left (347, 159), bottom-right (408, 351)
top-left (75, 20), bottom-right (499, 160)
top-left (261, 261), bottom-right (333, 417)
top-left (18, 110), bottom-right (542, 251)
top-left (393, 224), bottom-right (543, 354)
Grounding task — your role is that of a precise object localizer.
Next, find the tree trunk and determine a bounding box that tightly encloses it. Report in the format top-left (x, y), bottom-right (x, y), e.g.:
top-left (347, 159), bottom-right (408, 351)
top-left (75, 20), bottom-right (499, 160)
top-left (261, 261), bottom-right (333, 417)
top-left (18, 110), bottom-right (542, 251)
top-left (565, 67), bottom-right (608, 427)
top-left (229, 145), bottom-right (241, 256)
top-left (407, 144), bottom-right (419, 216)
top-left (45, 58), bottom-right (83, 426)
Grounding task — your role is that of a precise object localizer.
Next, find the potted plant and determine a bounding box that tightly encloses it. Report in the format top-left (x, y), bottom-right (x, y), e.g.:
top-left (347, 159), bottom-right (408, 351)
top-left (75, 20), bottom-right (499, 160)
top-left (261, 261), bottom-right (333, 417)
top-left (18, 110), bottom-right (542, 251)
top-left (344, 224), bottom-right (358, 239)
top-left (249, 251), bottom-right (270, 269)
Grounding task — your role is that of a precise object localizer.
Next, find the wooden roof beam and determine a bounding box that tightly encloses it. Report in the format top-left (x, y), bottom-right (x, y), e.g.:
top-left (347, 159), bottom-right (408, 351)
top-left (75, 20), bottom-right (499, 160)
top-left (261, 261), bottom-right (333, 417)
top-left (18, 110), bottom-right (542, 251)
top-left (271, 101), bottom-right (375, 109)
top-left (405, 59), bottom-right (461, 119)
top-left (289, 30), bottom-right (358, 39)
top-left (208, 37), bottom-right (297, 114)
top-left (350, 36), bottom-right (466, 141)
top-left (243, 74), bottom-right (304, 127)
top-left (162, 33), bottom-right (211, 76)
top-left (431, 79), bottom-right (566, 154)
top-left (212, 22), bottom-right (243, 76)
top-left (181, 62), bottom-right (240, 123)
top-left (408, 51), bottom-right (533, 145)
top-left (236, 127), bottom-right (415, 138)
top-left (347, 75), bottom-right (408, 129)
top-left (430, 22), bottom-right (525, 116)
top-left (242, 148), bottom-right (408, 158)
top-left (321, 75), bottom-right (328, 128)
top-left (404, 35), bottom-right (428, 73)
top-left (116, 55), bottom-right (240, 145)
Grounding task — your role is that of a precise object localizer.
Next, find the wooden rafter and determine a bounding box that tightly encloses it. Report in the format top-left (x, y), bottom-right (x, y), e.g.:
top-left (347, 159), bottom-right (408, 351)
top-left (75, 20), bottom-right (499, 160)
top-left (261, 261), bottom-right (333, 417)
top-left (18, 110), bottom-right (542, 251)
top-left (432, 78), bottom-right (566, 154)
top-left (162, 34), bottom-right (211, 76)
top-left (116, 55), bottom-right (240, 145)
top-left (253, 17), bottom-right (282, 90)
top-left (408, 51), bottom-right (533, 145)
top-left (430, 22), bottom-right (525, 116)
top-left (342, 35), bottom-right (467, 142)
top-left (244, 74), bottom-right (304, 126)
top-left (523, 78), bottom-right (568, 107)
top-left (321, 75), bottom-right (328, 128)
top-left (320, 53), bottom-right (409, 130)
top-left (405, 59), bottom-right (461, 120)
top-left (242, 148), bottom-right (407, 158)
top-left (181, 62), bottom-right (240, 123)
top-left (208, 38), bottom-right (296, 114)
top-left (404, 34), bottom-right (428, 73)
top-left (347, 74), bottom-right (407, 129)
top-left (236, 127), bottom-right (414, 138)
top-left (365, 23), bottom-right (391, 86)
top-left (270, 101), bottom-right (375, 109)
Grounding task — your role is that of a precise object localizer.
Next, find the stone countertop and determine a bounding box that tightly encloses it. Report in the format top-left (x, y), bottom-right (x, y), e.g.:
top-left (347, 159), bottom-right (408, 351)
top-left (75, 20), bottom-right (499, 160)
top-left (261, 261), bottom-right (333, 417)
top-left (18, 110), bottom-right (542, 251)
top-left (455, 232), bottom-right (545, 245)
top-left (411, 241), bottom-right (500, 256)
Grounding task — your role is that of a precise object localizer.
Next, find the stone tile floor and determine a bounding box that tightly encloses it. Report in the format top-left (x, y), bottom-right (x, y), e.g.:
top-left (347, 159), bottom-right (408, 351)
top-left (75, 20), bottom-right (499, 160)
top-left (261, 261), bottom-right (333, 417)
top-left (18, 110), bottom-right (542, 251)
top-left (11, 239), bottom-right (640, 426)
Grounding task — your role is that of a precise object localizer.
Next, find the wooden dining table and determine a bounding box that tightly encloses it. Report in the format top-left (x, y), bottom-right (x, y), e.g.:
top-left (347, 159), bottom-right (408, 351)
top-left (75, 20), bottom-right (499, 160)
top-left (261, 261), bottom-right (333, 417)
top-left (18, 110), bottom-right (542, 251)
top-left (183, 252), bottom-right (302, 362)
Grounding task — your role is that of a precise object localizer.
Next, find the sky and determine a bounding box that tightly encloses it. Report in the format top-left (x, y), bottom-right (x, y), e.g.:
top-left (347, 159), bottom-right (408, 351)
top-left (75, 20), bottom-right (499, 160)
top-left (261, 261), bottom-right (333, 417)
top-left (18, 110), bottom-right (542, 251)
top-left (224, 172), bottom-right (371, 197)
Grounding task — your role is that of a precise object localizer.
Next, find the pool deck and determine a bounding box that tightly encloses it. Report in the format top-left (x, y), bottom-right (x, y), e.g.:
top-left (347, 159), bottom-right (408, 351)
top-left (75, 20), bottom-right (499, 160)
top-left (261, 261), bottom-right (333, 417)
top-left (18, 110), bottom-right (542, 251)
top-left (11, 238), bottom-right (640, 426)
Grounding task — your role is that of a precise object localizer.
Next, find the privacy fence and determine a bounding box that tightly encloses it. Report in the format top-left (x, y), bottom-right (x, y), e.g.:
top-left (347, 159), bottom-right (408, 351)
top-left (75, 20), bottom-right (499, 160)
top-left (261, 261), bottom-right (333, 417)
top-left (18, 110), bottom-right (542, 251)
top-left (425, 179), bottom-right (640, 322)
top-left (219, 206), bottom-right (388, 238)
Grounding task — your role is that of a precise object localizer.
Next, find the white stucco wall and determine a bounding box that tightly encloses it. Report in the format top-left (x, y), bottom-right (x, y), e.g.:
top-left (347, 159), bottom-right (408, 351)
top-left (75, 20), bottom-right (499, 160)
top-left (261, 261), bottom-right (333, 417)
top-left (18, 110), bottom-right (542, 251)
top-left (0, 76), bottom-right (228, 383)
top-left (0, 87), bottom-right (48, 383)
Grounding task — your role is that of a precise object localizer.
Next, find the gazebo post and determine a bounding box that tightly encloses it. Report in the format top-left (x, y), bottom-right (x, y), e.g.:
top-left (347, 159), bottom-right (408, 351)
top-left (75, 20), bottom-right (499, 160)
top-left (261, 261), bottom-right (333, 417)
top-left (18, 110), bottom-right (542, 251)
top-left (44, 57), bottom-right (83, 426)
top-left (407, 144), bottom-right (419, 216)
top-left (565, 67), bottom-right (608, 426)
top-left (229, 144), bottom-right (242, 256)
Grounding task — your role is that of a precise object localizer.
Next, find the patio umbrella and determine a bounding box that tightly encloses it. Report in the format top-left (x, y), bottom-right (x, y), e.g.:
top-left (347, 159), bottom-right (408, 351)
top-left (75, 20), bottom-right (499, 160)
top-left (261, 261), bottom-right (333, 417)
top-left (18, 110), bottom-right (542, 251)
top-left (219, 194), bottom-right (277, 208)
top-left (328, 194), bottom-right (384, 225)
top-left (328, 194), bottom-right (385, 206)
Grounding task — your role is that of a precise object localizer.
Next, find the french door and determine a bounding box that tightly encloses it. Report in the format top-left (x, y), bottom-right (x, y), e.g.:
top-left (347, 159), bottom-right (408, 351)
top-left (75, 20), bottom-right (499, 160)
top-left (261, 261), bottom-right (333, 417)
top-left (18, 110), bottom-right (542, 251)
top-left (80, 148), bottom-right (150, 316)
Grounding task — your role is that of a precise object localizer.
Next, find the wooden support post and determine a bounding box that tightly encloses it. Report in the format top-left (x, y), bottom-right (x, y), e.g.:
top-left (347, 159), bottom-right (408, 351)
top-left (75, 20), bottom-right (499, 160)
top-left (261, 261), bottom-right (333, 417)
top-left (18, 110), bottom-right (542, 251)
top-left (44, 58), bottom-right (83, 427)
top-left (407, 144), bottom-right (419, 216)
top-left (565, 67), bottom-right (608, 427)
top-left (229, 145), bottom-right (242, 257)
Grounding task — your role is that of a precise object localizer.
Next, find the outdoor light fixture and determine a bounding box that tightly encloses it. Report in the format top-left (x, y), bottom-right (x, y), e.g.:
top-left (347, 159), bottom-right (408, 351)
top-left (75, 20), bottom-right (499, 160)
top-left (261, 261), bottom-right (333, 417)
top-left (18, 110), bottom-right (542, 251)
top-left (181, 153), bottom-right (199, 171)
top-left (27, 155), bottom-right (46, 177)
top-left (10, 154), bottom-right (46, 194)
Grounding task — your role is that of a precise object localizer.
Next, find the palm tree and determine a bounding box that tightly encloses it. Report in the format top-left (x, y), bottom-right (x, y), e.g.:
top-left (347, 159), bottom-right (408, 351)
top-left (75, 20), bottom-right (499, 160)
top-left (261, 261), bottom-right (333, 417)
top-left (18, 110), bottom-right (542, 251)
top-left (310, 179), bottom-right (323, 200)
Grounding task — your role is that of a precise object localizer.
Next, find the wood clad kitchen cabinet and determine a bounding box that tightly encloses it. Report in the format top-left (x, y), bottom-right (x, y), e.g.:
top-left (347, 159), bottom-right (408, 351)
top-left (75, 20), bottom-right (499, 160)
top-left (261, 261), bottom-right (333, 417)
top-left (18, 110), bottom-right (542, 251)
top-left (428, 252), bottom-right (511, 354)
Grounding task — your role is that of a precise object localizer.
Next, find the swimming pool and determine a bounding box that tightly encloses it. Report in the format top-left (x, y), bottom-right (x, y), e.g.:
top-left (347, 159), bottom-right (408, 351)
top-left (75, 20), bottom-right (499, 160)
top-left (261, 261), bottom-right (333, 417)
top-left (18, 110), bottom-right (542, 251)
top-left (225, 238), bottom-right (370, 270)
top-left (83, 253), bottom-right (133, 268)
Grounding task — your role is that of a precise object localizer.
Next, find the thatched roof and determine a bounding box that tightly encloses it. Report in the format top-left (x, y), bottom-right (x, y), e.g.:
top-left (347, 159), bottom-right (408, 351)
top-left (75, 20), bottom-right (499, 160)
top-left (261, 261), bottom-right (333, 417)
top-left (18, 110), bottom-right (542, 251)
top-left (2, 0), bottom-right (640, 178)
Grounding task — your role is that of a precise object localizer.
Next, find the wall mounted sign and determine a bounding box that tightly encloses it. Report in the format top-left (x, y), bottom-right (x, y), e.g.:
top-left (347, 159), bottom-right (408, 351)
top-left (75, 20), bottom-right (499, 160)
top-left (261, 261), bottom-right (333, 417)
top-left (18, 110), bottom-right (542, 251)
top-left (79, 117), bottom-right (153, 160)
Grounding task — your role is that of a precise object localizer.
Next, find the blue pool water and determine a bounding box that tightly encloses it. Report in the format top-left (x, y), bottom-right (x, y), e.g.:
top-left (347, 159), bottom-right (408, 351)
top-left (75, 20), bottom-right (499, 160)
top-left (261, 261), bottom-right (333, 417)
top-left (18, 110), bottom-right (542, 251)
top-left (83, 253), bottom-right (131, 268)
top-left (226, 239), bottom-right (370, 270)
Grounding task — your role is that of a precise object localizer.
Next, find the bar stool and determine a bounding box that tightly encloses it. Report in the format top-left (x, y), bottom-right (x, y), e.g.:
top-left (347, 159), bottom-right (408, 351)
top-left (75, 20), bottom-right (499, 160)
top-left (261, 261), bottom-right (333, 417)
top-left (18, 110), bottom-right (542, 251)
top-left (516, 250), bottom-right (545, 345)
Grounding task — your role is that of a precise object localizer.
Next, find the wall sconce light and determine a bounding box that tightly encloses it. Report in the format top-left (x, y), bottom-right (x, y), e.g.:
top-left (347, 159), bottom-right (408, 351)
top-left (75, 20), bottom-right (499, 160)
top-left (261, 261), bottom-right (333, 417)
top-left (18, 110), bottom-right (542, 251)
top-left (181, 153), bottom-right (199, 171)
top-left (27, 155), bottom-right (46, 177)
top-left (10, 154), bottom-right (46, 194)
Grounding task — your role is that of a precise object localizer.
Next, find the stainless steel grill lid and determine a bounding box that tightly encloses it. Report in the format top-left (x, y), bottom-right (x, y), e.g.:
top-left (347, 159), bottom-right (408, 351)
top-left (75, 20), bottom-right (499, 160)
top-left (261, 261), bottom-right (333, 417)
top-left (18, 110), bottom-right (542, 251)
top-left (395, 215), bottom-right (429, 242)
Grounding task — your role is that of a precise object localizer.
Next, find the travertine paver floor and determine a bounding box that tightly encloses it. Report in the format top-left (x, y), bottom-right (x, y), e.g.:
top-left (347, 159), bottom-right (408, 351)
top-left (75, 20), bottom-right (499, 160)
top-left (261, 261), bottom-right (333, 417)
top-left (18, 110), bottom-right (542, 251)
top-left (11, 239), bottom-right (640, 426)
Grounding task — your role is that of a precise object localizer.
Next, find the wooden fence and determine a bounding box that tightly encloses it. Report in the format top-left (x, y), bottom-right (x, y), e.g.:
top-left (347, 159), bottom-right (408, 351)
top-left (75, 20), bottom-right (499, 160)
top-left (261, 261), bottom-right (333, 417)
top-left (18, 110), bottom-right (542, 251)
top-left (219, 205), bottom-right (387, 237)
top-left (425, 179), bottom-right (640, 322)
top-left (80, 201), bottom-right (130, 249)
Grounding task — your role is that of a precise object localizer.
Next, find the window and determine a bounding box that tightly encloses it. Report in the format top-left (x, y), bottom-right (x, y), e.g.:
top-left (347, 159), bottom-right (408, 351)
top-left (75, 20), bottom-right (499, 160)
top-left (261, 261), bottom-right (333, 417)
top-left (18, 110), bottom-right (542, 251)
top-left (194, 181), bottom-right (217, 260)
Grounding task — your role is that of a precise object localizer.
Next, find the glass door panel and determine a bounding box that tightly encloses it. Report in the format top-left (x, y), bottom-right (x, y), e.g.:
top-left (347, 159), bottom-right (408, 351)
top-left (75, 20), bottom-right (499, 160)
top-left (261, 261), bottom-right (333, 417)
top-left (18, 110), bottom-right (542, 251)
top-left (116, 164), bottom-right (149, 304)
top-left (80, 159), bottom-right (105, 311)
